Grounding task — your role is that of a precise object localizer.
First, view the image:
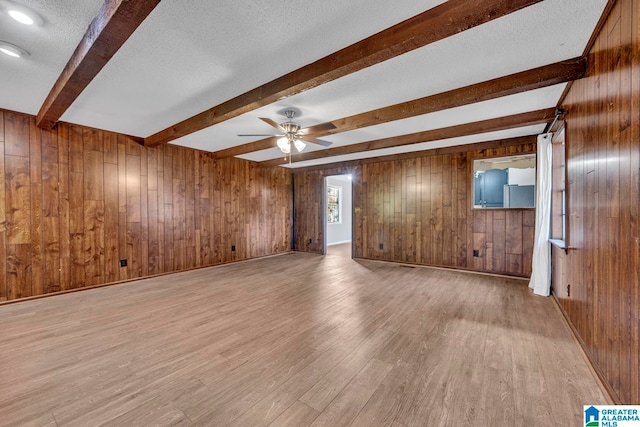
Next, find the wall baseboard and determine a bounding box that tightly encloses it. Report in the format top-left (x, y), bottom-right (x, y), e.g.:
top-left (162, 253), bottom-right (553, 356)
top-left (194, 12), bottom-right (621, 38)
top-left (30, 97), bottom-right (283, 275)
top-left (327, 240), bottom-right (352, 246)
top-left (0, 252), bottom-right (293, 307)
top-left (551, 292), bottom-right (619, 404)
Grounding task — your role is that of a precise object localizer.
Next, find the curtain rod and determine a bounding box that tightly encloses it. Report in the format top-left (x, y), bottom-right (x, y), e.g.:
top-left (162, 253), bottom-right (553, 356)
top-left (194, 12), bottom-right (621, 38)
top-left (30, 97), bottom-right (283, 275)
top-left (543, 108), bottom-right (566, 133)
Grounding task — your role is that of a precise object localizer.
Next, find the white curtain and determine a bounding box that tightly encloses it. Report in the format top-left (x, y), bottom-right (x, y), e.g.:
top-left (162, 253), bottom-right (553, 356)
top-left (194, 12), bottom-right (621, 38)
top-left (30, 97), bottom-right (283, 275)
top-left (529, 133), bottom-right (553, 296)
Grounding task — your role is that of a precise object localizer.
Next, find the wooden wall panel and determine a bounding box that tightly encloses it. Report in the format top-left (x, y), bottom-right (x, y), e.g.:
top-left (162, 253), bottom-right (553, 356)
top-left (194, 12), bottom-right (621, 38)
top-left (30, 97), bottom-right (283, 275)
top-left (553, 0), bottom-right (640, 404)
top-left (29, 124), bottom-right (43, 296)
top-left (57, 124), bottom-right (70, 290)
top-left (5, 155), bottom-right (31, 299)
top-left (83, 144), bottom-right (105, 287)
top-left (0, 111), bottom-right (6, 301)
top-left (68, 125), bottom-right (84, 290)
top-left (5, 112), bottom-right (28, 296)
top-left (104, 162), bottom-right (119, 283)
top-left (0, 108), bottom-right (292, 302)
top-left (293, 170), bottom-right (330, 254)
top-left (293, 141), bottom-right (536, 277)
top-left (42, 128), bottom-right (60, 294)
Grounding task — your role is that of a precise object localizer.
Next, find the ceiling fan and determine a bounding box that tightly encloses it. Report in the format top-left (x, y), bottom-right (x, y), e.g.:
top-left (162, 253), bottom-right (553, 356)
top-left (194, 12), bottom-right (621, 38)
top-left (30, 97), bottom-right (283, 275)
top-left (238, 109), bottom-right (335, 161)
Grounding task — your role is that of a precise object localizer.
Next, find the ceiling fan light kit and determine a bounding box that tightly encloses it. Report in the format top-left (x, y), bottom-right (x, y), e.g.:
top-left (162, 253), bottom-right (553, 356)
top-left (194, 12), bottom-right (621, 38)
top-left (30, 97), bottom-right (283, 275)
top-left (277, 137), bottom-right (291, 154)
top-left (294, 139), bottom-right (306, 152)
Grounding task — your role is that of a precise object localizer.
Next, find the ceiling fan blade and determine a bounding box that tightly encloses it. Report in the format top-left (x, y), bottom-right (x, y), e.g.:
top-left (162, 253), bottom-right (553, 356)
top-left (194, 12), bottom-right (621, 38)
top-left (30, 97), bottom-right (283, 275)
top-left (259, 117), bottom-right (284, 130)
top-left (300, 122), bottom-right (337, 135)
top-left (300, 136), bottom-right (333, 147)
top-left (237, 134), bottom-right (279, 137)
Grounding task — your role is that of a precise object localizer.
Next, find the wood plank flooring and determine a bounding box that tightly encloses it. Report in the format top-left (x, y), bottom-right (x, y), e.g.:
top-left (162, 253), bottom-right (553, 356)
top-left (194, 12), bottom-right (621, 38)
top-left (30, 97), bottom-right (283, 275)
top-left (0, 247), bottom-right (607, 426)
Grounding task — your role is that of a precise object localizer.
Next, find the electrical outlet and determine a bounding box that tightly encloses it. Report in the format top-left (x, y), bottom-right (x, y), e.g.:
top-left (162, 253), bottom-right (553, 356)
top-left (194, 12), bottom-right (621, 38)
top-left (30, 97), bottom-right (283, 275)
top-left (231, 245), bottom-right (236, 252)
top-left (120, 259), bottom-right (127, 267)
top-left (473, 249), bottom-right (479, 257)
top-left (379, 243), bottom-right (383, 250)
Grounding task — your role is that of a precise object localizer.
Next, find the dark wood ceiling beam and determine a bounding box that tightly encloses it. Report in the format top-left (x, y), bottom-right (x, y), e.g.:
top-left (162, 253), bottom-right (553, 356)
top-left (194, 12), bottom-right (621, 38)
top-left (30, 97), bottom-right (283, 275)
top-left (215, 57), bottom-right (586, 159)
top-left (261, 108), bottom-right (556, 167)
top-left (145, 0), bottom-right (543, 147)
top-left (36, 0), bottom-right (161, 129)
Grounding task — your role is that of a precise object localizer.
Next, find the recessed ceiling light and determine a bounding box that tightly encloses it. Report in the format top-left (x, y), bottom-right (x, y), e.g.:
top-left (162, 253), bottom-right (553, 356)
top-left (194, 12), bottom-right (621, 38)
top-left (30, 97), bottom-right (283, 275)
top-left (8, 9), bottom-right (33, 24)
top-left (0, 41), bottom-right (29, 58)
top-left (0, 1), bottom-right (43, 26)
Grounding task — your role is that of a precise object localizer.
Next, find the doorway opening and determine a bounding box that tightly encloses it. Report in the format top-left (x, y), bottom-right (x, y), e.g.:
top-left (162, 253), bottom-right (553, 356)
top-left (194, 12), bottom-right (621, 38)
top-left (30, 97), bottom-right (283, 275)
top-left (324, 174), bottom-right (353, 257)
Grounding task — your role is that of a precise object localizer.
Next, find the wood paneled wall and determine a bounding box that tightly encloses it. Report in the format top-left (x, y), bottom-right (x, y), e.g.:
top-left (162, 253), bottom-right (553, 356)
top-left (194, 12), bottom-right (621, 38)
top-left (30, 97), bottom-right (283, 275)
top-left (0, 109), bottom-right (292, 302)
top-left (553, 0), bottom-right (640, 404)
top-left (293, 140), bottom-right (536, 277)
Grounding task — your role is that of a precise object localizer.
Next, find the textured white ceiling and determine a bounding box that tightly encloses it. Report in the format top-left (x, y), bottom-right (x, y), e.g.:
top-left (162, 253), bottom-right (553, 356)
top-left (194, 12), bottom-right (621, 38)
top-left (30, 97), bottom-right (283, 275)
top-left (60, 0), bottom-right (444, 135)
top-left (0, 0), bottom-right (103, 114)
top-left (0, 0), bottom-right (608, 168)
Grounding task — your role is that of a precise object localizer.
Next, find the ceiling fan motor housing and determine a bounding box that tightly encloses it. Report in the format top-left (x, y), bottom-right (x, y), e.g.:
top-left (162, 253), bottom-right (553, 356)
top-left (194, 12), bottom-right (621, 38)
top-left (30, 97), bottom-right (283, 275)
top-left (280, 122), bottom-right (301, 139)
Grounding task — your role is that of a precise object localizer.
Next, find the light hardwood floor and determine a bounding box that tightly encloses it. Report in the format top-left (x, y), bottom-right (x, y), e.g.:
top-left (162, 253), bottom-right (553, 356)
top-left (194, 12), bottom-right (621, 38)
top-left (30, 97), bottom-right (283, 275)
top-left (0, 249), bottom-right (607, 426)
